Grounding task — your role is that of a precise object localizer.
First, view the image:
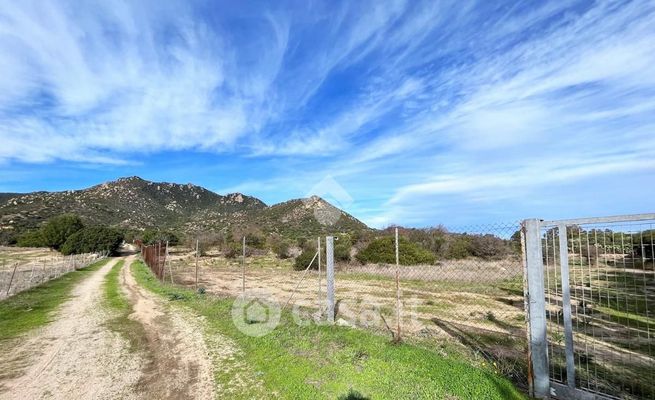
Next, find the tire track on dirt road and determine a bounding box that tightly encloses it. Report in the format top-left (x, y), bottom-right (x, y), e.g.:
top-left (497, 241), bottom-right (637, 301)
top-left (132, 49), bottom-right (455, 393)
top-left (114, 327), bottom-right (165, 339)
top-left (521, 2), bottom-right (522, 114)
top-left (0, 257), bottom-right (143, 400)
top-left (120, 257), bottom-right (216, 399)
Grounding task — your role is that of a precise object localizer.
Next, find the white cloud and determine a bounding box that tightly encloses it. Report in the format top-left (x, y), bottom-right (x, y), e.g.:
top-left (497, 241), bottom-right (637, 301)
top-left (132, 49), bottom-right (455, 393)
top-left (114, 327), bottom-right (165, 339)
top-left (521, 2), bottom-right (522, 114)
top-left (1, 0), bottom-right (654, 227)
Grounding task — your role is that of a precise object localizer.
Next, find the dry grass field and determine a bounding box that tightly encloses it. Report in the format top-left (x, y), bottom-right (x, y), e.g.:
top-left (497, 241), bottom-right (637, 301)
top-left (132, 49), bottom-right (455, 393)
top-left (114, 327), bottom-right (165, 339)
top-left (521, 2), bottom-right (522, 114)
top-left (163, 247), bottom-right (529, 383)
top-left (0, 247), bottom-right (101, 300)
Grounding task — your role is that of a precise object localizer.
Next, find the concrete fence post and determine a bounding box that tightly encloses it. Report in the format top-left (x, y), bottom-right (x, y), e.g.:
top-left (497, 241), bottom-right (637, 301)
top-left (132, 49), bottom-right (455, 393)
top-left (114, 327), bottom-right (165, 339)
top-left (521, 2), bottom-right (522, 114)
top-left (242, 236), bottom-right (246, 293)
top-left (326, 236), bottom-right (335, 323)
top-left (523, 219), bottom-right (549, 398)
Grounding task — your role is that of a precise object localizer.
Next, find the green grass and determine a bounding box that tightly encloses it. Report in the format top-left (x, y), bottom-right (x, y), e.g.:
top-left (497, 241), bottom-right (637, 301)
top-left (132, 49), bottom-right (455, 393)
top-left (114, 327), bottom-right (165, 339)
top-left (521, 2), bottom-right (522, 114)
top-left (0, 258), bottom-right (110, 341)
top-left (104, 260), bottom-right (127, 310)
top-left (102, 259), bottom-right (147, 351)
top-left (131, 259), bottom-right (526, 400)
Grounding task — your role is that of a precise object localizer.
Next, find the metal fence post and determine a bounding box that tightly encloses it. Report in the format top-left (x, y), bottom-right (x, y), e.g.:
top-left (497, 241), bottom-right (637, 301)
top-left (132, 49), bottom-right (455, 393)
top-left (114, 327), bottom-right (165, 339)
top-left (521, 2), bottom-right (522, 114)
top-left (326, 236), bottom-right (335, 323)
top-left (557, 224), bottom-right (576, 389)
top-left (523, 219), bottom-right (549, 398)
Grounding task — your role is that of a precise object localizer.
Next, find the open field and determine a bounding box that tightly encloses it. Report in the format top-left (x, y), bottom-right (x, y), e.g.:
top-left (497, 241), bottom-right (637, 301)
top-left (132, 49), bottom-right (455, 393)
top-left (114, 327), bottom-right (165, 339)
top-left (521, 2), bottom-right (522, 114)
top-left (0, 247), bottom-right (103, 300)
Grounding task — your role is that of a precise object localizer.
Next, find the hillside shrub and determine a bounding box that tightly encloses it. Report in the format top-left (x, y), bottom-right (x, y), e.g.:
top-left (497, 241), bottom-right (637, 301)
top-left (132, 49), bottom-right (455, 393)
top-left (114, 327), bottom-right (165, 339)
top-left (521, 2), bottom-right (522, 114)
top-left (245, 232), bottom-right (266, 249)
top-left (190, 232), bottom-right (224, 256)
top-left (140, 229), bottom-right (180, 246)
top-left (334, 235), bottom-right (352, 262)
top-left (0, 230), bottom-right (17, 246)
top-left (294, 248), bottom-right (319, 270)
top-left (41, 214), bottom-right (84, 250)
top-left (224, 241), bottom-right (253, 258)
top-left (445, 235), bottom-right (472, 259)
top-left (272, 240), bottom-right (291, 259)
top-left (60, 226), bottom-right (123, 255)
top-left (17, 229), bottom-right (46, 247)
top-left (469, 234), bottom-right (510, 260)
top-left (383, 226), bottom-right (448, 257)
top-left (356, 236), bottom-right (435, 265)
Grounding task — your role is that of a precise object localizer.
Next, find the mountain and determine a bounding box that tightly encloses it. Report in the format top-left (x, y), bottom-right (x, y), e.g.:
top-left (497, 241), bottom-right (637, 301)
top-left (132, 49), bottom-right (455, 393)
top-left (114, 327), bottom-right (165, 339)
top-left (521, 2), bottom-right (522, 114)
top-left (0, 176), bottom-right (369, 243)
top-left (251, 196), bottom-right (368, 239)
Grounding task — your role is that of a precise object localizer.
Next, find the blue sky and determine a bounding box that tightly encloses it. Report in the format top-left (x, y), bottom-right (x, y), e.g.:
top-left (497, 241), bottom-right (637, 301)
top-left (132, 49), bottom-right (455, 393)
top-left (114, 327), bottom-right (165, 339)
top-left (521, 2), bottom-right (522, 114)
top-left (1, 0), bottom-right (654, 228)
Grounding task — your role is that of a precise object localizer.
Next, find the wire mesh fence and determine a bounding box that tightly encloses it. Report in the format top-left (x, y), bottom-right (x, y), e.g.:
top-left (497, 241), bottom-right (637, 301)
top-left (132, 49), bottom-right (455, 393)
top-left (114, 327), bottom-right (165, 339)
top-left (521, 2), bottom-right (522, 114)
top-left (147, 222), bottom-right (529, 388)
top-left (0, 246), bottom-right (106, 300)
top-left (542, 220), bottom-right (655, 399)
top-left (336, 222), bottom-right (527, 386)
top-left (137, 218), bottom-right (655, 398)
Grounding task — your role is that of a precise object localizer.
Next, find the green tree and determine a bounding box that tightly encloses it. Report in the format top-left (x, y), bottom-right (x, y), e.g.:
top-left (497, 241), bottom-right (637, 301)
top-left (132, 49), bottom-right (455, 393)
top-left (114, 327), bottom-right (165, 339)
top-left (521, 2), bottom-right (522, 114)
top-left (41, 214), bottom-right (84, 250)
top-left (445, 235), bottom-right (472, 259)
top-left (468, 234), bottom-right (510, 260)
top-left (17, 229), bottom-right (46, 247)
top-left (60, 226), bottom-right (124, 255)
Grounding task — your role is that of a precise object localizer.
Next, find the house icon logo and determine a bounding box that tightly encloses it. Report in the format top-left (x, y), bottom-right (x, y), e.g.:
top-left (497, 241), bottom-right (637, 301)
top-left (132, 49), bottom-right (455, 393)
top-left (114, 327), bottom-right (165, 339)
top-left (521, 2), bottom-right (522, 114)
top-left (231, 291), bottom-right (281, 337)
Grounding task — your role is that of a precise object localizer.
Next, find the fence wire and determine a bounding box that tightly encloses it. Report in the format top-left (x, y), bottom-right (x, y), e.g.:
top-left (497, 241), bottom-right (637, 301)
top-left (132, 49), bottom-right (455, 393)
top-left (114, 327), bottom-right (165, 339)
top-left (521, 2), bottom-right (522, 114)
top-left (542, 221), bottom-right (655, 399)
top-left (154, 223), bottom-right (529, 389)
top-left (0, 247), bottom-right (105, 300)
top-left (337, 222), bottom-right (527, 386)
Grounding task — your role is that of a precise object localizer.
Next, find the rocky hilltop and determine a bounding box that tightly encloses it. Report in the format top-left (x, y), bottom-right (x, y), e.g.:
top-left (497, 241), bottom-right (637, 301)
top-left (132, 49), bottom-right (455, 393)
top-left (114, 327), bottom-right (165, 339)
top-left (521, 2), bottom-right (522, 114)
top-left (0, 176), bottom-right (368, 243)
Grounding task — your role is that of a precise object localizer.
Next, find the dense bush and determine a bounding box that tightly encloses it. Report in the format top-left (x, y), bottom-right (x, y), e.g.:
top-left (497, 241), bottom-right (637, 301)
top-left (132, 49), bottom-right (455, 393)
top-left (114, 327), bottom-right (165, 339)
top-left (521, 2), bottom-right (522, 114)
top-left (245, 232), bottom-right (266, 249)
top-left (16, 214), bottom-right (84, 249)
top-left (17, 229), bottom-right (46, 247)
top-left (334, 234), bottom-right (352, 262)
top-left (189, 232), bottom-right (225, 256)
top-left (271, 238), bottom-right (292, 259)
top-left (41, 214), bottom-right (84, 250)
top-left (60, 226), bottom-right (124, 255)
top-left (0, 230), bottom-right (17, 246)
top-left (442, 233), bottom-right (511, 260)
top-left (445, 235), bottom-right (472, 259)
top-left (224, 241), bottom-right (253, 258)
top-left (356, 236), bottom-right (435, 265)
top-left (468, 234), bottom-right (510, 260)
top-left (391, 226), bottom-right (447, 257)
top-left (294, 248), bottom-right (319, 270)
top-left (140, 229), bottom-right (180, 246)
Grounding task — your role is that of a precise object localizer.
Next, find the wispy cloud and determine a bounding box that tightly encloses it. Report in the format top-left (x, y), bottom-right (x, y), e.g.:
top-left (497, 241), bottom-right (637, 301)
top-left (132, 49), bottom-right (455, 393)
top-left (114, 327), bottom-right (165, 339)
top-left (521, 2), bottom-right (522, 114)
top-left (1, 0), bottom-right (654, 227)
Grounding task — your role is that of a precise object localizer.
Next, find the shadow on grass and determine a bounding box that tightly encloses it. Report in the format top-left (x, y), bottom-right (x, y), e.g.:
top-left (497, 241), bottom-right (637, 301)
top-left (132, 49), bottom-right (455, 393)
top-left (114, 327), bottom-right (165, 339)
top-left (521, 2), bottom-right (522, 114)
top-left (431, 318), bottom-right (528, 391)
top-left (338, 389), bottom-right (370, 400)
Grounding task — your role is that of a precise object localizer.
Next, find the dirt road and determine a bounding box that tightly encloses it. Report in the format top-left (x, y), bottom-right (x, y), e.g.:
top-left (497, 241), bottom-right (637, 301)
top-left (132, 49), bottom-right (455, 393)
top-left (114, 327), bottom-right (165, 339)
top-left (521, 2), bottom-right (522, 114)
top-left (0, 258), bottom-right (143, 399)
top-left (120, 256), bottom-right (215, 399)
top-left (0, 256), bottom-right (218, 399)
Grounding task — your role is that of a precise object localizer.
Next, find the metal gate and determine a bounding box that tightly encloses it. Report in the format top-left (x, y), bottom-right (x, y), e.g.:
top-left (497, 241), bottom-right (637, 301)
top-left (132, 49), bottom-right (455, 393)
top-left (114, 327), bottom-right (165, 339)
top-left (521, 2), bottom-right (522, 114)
top-left (524, 214), bottom-right (655, 399)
